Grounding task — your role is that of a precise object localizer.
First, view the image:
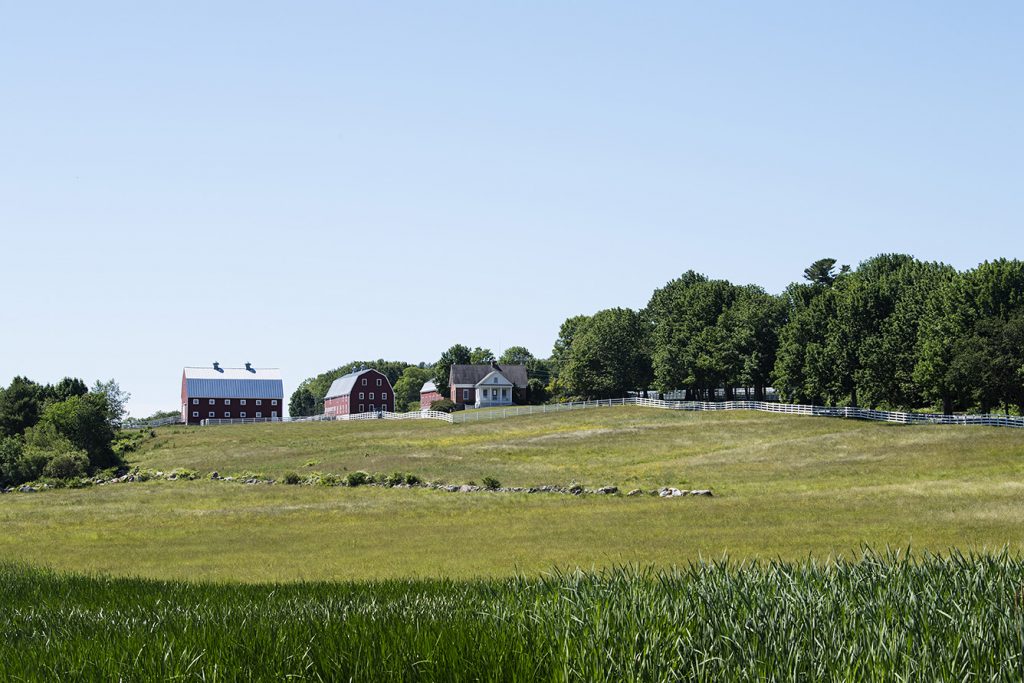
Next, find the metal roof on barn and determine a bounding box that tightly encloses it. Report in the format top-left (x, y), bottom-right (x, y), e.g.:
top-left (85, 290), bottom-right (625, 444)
top-left (325, 369), bottom-right (390, 400)
top-left (420, 380), bottom-right (437, 394)
top-left (183, 367), bottom-right (284, 399)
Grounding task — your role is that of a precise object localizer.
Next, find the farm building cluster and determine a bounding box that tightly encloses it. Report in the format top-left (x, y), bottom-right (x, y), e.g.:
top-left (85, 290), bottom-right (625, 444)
top-left (181, 360), bottom-right (529, 423)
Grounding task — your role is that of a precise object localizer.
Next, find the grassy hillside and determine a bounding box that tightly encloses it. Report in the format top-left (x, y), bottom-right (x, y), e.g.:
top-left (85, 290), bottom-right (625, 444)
top-left (2, 552), bottom-right (1020, 681)
top-left (0, 407), bottom-right (1021, 581)
top-left (131, 406), bottom-right (1024, 492)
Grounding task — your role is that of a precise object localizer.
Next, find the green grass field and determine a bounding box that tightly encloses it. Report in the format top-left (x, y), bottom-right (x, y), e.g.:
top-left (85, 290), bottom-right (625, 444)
top-left (0, 407), bottom-right (1022, 581)
top-left (2, 552), bottom-right (1021, 681)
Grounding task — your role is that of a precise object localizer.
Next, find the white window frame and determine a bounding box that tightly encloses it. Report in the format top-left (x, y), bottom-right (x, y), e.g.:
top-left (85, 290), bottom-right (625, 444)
top-left (256, 400), bottom-right (262, 406)
top-left (271, 400), bottom-right (278, 406)
top-left (224, 412), bottom-right (231, 418)
top-left (192, 411), bottom-right (199, 418)
top-left (271, 411), bottom-right (278, 418)
top-left (240, 412), bottom-right (246, 418)
top-left (256, 412), bottom-right (262, 418)
top-left (240, 399), bottom-right (246, 405)
top-left (209, 399), bottom-right (215, 405)
top-left (377, 378), bottom-right (382, 386)
top-left (463, 389), bottom-right (469, 401)
top-left (369, 404), bottom-right (376, 412)
top-left (225, 399), bottom-right (231, 405)
top-left (382, 392), bottom-right (387, 399)
top-left (359, 392), bottom-right (364, 399)
top-left (359, 404), bottom-right (364, 412)
top-left (362, 378), bottom-right (367, 386)
top-left (208, 412), bottom-right (215, 418)
top-left (369, 392), bottom-right (374, 400)
top-left (192, 398), bottom-right (199, 405)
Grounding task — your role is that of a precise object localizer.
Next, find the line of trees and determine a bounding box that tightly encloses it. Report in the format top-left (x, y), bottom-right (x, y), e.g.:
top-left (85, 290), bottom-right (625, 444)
top-left (288, 255), bottom-right (1024, 417)
top-left (551, 255), bottom-right (1024, 415)
top-left (0, 377), bottom-right (130, 487)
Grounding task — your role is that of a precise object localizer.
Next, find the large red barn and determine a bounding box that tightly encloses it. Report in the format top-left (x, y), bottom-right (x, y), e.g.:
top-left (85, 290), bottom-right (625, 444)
top-left (324, 368), bottom-right (395, 416)
top-left (181, 362), bottom-right (284, 425)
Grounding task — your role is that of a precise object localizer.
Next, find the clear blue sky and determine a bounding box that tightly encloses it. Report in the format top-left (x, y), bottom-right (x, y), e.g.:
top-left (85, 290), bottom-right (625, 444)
top-left (2, 2), bottom-right (1021, 416)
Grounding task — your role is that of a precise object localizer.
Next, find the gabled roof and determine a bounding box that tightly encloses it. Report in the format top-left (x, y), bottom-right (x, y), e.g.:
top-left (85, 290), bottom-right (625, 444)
top-left (449, 364), bottom-right (528, 387)
top-left (183, 367), bottom-right (284, 399)
top-left (475, 370), bottom-right (513, 387)
top-left (420, 380), bottom-right (438, 394)
top-left (325, 368), bottom-right (390, 399)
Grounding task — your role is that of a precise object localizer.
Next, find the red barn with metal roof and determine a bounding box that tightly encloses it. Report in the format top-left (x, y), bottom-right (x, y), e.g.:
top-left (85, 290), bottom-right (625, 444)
top-left (324, 368), bottom-right (394, 416)
top-left (181, 362), bottom-right (284, 424)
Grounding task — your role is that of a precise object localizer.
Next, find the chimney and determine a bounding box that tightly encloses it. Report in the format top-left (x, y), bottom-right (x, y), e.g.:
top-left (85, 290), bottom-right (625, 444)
top-left (245, 362), bottom-right (253, 373)
top-left (213, 361), bottom-right (222, 372)
top-left (491, 360), bottom-right (499, 369)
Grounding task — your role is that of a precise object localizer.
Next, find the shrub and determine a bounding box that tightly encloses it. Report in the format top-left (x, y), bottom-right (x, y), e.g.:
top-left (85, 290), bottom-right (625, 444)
top-left (384, 472), bottom-right (404, 487)
top-left (42, 451), bottom-right (89, 480)
top-left (169, 468), bottom-right (198, 480)
top-left (283, 472), bottom-right (301, 485)
top-left (303, 460), bottom-right (320, 468)
top-left (404, 473), bottom-right (422, 486)
top-left (429, 399), bottom-right (457, 413)
top-left (482, 476), bottom-right (501, 490)
top-left (346, 470), bottom-right (370, 487)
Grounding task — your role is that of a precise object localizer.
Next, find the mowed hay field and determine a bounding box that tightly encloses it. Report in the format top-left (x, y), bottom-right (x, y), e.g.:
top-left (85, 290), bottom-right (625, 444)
top-left (0, 407), bottom-right (1023, 581)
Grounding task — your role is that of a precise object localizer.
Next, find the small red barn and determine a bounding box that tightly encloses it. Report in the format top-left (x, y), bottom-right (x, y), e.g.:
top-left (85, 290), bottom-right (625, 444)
top-left (324, 368), bottom-right (395, 416)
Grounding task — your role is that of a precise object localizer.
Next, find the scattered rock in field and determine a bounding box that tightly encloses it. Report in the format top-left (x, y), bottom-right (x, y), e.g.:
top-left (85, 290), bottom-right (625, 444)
top-left (568, 484), bottom-right (584, 495)
top-left (18, 485), bottom-right (37, 493)
top-left (689, 489), bottom-right (713, 496)
top-left (627, 489), bottom-right (643, 496)
top-left (596, 486), bottom-right (618, 495)
top-left (210, 471), bottom-right (220, 480)
top-left (458, 484), bottom-right (478, 493)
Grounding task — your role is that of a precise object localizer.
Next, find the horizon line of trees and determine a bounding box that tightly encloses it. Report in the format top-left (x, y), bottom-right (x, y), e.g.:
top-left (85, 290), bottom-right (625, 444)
top-left (288, 255), bottom-right (1024, 417)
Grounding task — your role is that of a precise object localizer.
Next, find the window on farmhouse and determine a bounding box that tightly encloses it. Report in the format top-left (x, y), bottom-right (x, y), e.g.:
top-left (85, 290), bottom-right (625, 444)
top-left (256, 400), bottom-right (262, 406)
top-left (240, 412), bottom-right (246, 418)
top-left (208, 412), bottom-right (215, 418)
top-left (225, 399), bottom-right (231, 405)
top-left (271, 411), bottom-right (277, 418)
top-left (382, 392), bottom-right (387, 399)
top-left (272, 400), bottom-right (278, 406)
top-left (256, 412), bottom-right (262, 418)
top-left (209, 399), bottom-right (215, 405)
top-left (359, 392), bottom-right (364, 399)
top-left (192, 399), bottom-right (198, 405)
top-left (224, 412), bottom-right (230, 418)
top-left (362, 379), bottom-right (367, 386)
top-left (192, 411), bottom-right (199, 418)
top-left (240, 399), bottom-right (246, 405)
top-left (377, 379), bottom-right (382, 386)
top-left (463, 389), bottom-right (469, 401)
top-left (369, 393), bottom-right (374, 400)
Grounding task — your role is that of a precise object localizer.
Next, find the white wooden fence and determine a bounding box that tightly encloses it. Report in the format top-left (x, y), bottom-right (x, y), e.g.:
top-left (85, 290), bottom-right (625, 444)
top-left (199, 398), bottom-right (1024, 429)
top-left (450, 397), bottom-right (1024, 428)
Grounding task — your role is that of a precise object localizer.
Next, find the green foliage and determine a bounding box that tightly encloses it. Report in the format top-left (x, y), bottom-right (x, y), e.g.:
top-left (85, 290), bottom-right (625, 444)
top-left (432, 344), bottom-right (471, 398)
top-left (41, 450), bottom-right (89, 480)
top-left (392, 366), bottom-right (433, 412)
top-left (0, 376), bottom-right (46, 437)
top-left (429, 398), bottom-right (456, 413)
top-left (469, 347), bottom-right (495, 364)
top-left (282, 472), bottom-right (301, 485)
top-left (30, 393), bottom-right (119, 471)
top-left (288, 386), bottom-right (316, 417)
top-left (91, 379), bottom-right (130, 428)
top-left (345, 470), bottom-right (370, 487)
top-left (526, 378), bottom-right (549, 404)
top-left (481, 476), bottom-right (500, 490)
top-left (49, 377), bottom-right (89, 403)
top-left (560, 308), bottom-right (653, 399)
top-left (498, 346), bottom-right (534, 365)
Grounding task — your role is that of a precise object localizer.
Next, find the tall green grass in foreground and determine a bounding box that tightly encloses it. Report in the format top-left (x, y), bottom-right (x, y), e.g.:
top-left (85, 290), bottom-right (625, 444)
top-left (1, 551), bottom-right (1022, 681)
